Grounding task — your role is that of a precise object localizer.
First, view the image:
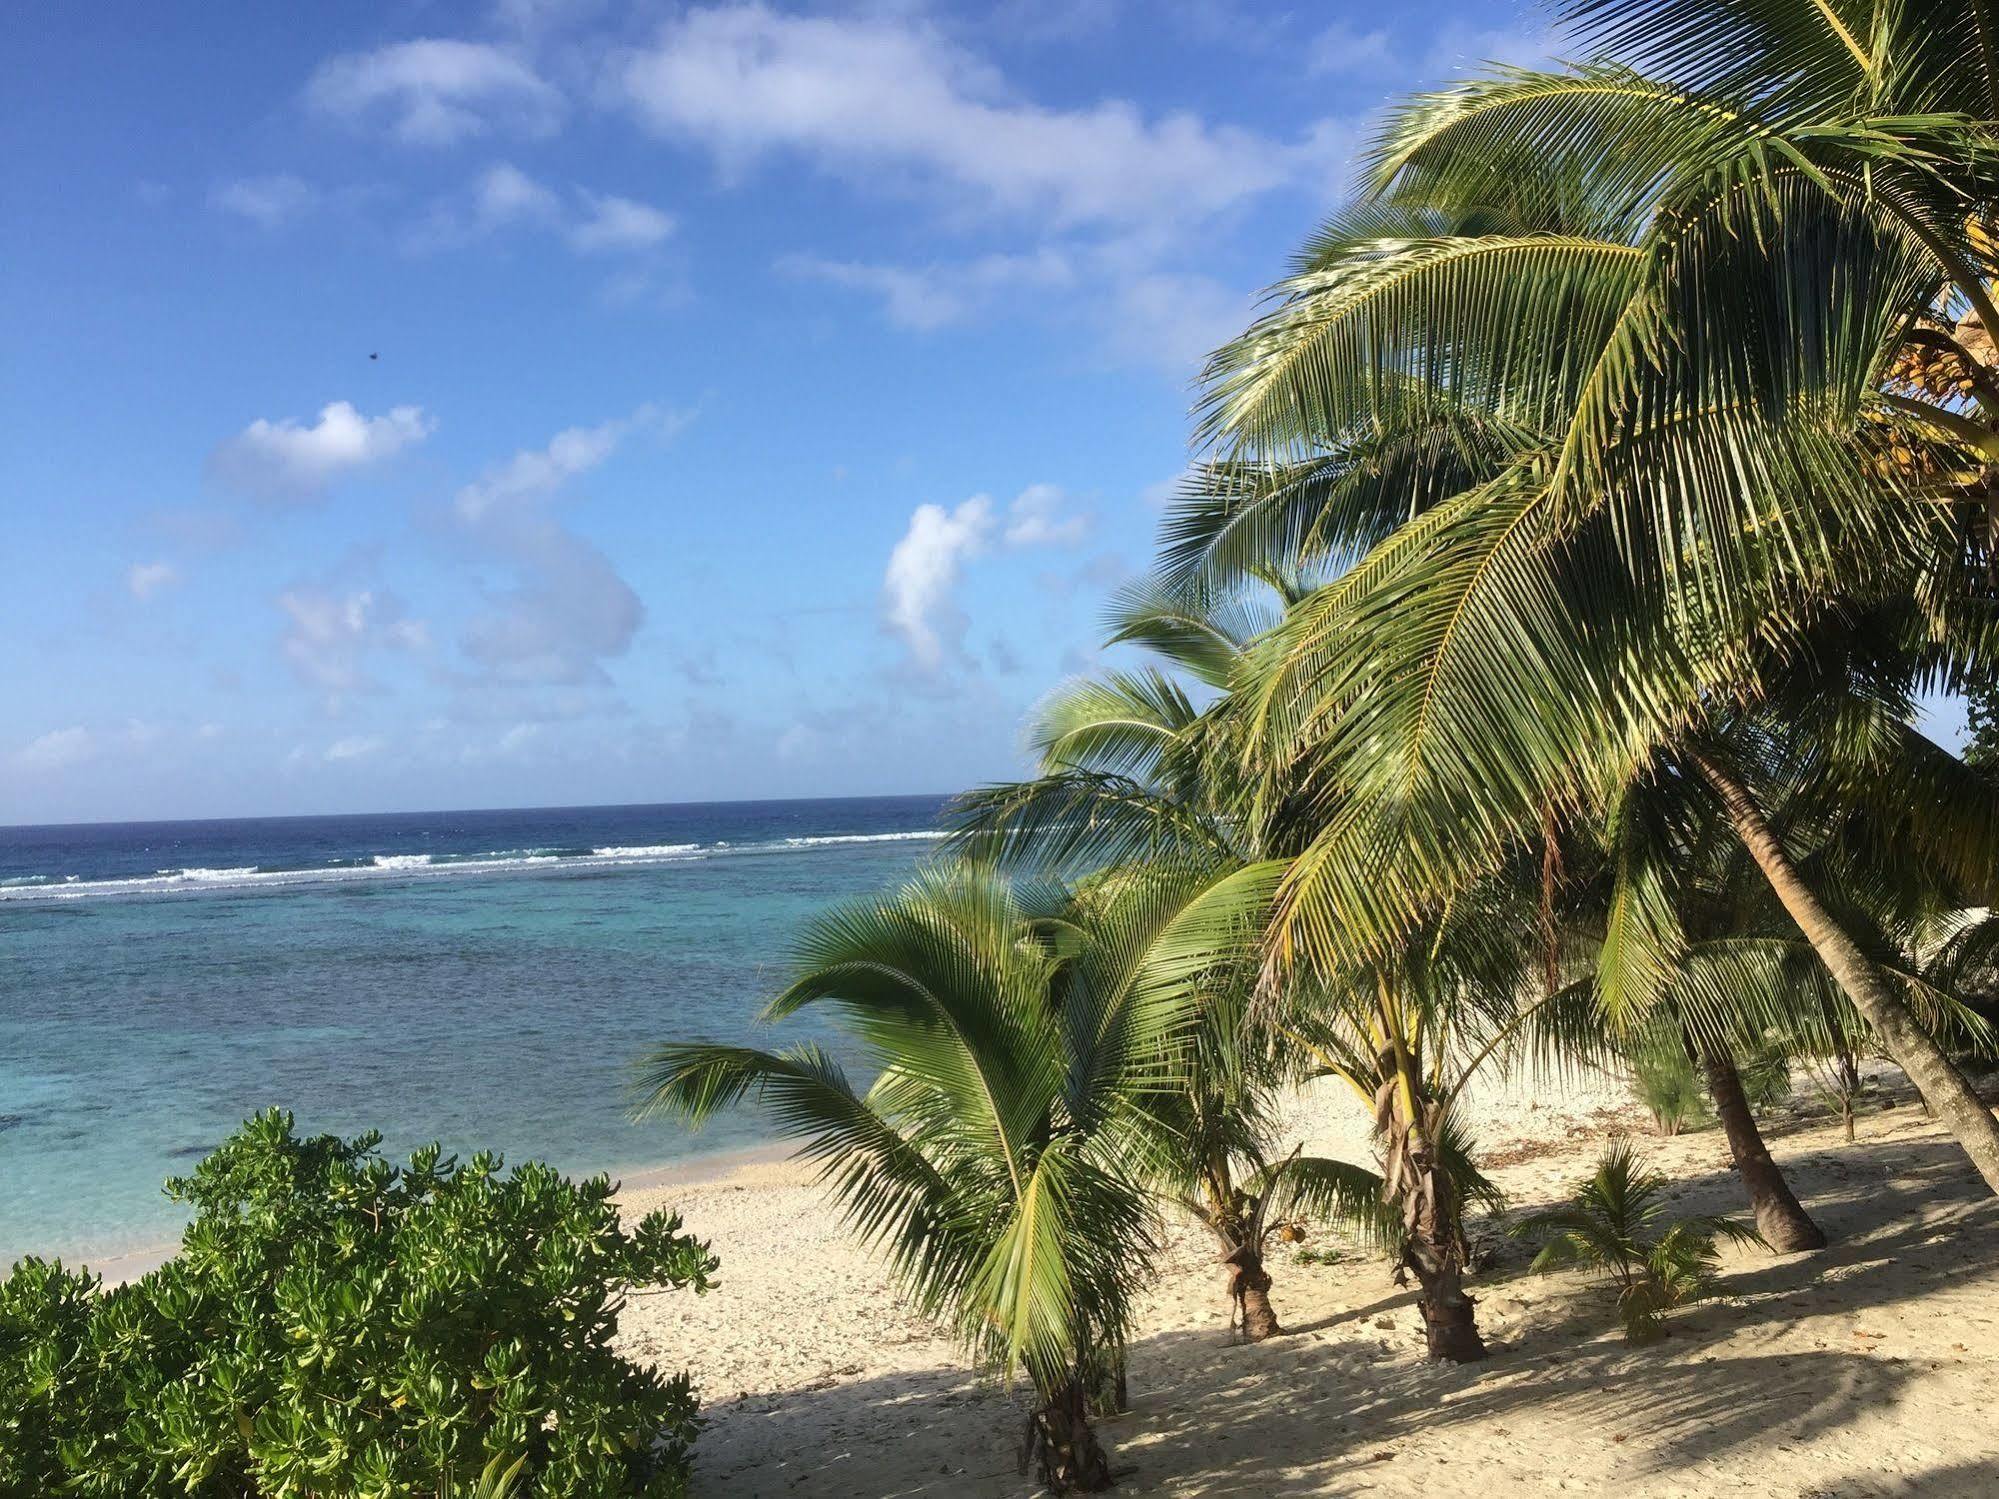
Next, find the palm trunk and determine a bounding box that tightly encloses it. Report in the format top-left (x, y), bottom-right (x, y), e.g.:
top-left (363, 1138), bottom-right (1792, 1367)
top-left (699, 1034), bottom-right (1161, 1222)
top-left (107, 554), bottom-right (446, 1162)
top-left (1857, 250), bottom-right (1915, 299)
top-left (1401, 1154), bottom-right (1487, 1362)
top-left (1691, 749), bottom-right (1999, 1194)
top-left (1700, 1049), bottom-right (1827, 1251)
top-left (1083, 1350), bottom-right (1128, 1418)
top-left (1223, 1245), bottom-right (1282, 1341)
top-left (1025, 1378), bottom-right (1114, 1494)
top-left (1375, 985), bottom-right (1485, 1362)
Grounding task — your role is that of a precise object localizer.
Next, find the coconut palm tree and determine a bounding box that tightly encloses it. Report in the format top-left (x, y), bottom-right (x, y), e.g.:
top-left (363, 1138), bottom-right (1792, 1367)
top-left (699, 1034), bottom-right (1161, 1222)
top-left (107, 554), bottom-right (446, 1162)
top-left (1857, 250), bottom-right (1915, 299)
top-left (630, 863), bottom-right (1273, 1493)
top-left (1122, 954), bottom-right (1392, 1343)
top-left (956, 578), bottom-right (1575, 1361)
top-left (1184, 0), bottom-right (1999, 1187)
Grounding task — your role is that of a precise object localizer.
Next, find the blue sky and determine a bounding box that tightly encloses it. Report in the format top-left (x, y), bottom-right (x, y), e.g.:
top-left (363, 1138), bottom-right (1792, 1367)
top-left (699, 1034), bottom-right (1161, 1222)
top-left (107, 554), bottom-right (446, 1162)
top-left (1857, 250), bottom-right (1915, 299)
top-left (6, 2), bottom-right (1602, 824)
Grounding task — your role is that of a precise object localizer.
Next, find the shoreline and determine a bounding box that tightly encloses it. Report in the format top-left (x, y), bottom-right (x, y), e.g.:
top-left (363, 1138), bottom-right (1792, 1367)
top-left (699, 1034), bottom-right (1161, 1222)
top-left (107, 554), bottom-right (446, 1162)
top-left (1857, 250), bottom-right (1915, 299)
top-left (28, 1067), bottom-right (1999, 1496)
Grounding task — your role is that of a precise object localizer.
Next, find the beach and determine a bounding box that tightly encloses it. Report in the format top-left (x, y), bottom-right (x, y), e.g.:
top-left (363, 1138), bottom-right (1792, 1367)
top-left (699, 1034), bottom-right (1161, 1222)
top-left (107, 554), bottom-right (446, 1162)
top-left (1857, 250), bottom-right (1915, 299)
top-left (617, 1070), bottom-right (1999, 1498)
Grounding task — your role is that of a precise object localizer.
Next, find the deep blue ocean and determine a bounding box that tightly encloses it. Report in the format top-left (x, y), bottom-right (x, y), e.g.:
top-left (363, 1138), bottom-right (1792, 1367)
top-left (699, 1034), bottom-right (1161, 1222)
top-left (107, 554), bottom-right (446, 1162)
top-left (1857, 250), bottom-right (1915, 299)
top-left (0, 795), bottom-right (951, 1267)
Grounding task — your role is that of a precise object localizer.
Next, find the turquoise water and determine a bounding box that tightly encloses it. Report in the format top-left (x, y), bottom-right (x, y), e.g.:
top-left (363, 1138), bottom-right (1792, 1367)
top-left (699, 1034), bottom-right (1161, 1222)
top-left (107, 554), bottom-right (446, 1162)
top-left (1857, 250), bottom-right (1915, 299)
top-left (0, 797), bottom-right (948, 1267)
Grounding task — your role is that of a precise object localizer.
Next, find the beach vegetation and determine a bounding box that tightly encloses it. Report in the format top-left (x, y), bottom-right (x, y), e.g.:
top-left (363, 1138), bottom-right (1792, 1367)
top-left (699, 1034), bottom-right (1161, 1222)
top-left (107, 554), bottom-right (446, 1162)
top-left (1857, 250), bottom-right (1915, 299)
top-left (1626, 1038), bottom-right (1713, 1139)
top-left (1510, 1141), bottom-right (1763, 1344)
top-left (632, 863), bottom-right (1273, 1493)
top-left (1182, 0), bottom-right (1999, 1193)
top-left (0, 1110), bottom-right (716, 1498)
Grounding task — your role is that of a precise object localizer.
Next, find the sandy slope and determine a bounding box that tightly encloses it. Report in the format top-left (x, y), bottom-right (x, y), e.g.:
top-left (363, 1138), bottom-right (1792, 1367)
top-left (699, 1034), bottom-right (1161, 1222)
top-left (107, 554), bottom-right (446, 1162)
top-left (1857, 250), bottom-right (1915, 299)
top-left (615, 1074), bottom-right (1999, 1499)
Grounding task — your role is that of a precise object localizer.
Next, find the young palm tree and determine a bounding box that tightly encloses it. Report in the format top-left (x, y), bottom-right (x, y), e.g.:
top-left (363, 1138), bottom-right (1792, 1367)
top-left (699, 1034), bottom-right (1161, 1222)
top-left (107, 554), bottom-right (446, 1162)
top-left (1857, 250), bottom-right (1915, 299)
top-left (1511, 1141), bottom-right (1764, 1344)
top-left (1267, 883), bottom-right (1578, 1363)
top-left (1126, 957), bottom-right (1393, 1343)
top-left (1182, 0), bottom-right (1999, 1187)
top-left (630, 863), bottom-right (1271, 1493)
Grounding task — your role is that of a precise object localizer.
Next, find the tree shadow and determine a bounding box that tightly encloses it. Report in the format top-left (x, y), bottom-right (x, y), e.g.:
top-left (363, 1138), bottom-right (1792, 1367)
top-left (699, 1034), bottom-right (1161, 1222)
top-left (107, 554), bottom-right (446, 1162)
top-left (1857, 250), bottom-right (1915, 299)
top-left (687, 1129), bottom-right (1997, 1496)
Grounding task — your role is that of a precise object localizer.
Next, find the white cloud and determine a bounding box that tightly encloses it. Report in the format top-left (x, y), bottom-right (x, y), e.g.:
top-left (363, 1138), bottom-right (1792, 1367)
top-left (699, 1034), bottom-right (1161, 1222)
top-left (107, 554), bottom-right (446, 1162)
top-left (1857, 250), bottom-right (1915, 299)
top-left (568, 191), bottom-right (676, 252)
top-left (780, 249), bottom-right (1073, 332)
top-left (806, 242), bottom-right (1249, 376)
top-left (1306, 23), bottom-right (1396, 75)
top-left (413, 164), bottom-right (673, 257)
top-left (16, 727), bottom-right (94, 772)
top-left (884, 495), bottom-right (993, 670)
top-left (1002, 483), bottom-right (1089, 547)
top-left (278, 586), bottom-right (429, 698)
top-left (210, 401), bottom-right (434, 504)
top-left (455, 403), bottom-right (686, 520)
top-left (127, 561), bottom-right (181, 601)
top-left (324, 734), bottom-right (385, 762)
top-left (451, 404), bottom-right (691, 685)
top-left (619, 5), bottom-right (1329, 232)
top-left (883, 484), bottom-right (1089, 669)
top-left (305, 39), bottom-right (561, 146)
top-left (475, 161), bottom-right (561, 227)
top-left (211, 173), bottom-right (319, 228)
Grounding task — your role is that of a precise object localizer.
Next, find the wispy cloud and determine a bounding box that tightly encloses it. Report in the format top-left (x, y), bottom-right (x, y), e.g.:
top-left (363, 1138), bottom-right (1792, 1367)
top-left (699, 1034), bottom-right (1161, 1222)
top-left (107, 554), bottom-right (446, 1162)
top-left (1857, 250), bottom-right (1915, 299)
top-left (451, 403), bottom-right (693, 686)
top-left (323, 734), bottom-right (385, 762)
top-left (209, 402), bottom-right (433, 505)
top-left (277, 586), bottom-right (429, 701)
top-left (410, 164), bottom-right (674, 256)
top-left (1306, 22), bottom-right (1397, 76)
top-left (782, 240), bottom-right (1252, 377)
top-left (15, 726), bottom-right (95, 773)
top-left (618, 5), bottom-right (1334, 233)
top-left (305, 39), bottom-right (561, 146)
top-left (210, 173), bottom-right (319, 228)
top-left (127, 561), bottom-right (181, 601)
top-left (568, 190), bottom-right (675, 252)
top-left (780, 249), bottom-right (1073, 332)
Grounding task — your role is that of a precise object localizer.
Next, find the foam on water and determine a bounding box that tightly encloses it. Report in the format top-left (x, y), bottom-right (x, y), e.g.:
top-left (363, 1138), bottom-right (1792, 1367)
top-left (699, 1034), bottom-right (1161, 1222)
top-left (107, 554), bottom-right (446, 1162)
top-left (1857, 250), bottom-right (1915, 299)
top-left (782, 831), bottom-right (946, 847)
top-left (0, 823), bottom-right (946, 904)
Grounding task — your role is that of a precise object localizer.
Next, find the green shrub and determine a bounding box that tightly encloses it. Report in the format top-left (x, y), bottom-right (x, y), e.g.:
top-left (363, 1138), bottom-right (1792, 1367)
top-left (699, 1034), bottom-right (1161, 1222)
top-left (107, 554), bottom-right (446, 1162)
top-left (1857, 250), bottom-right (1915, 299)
top-left (0, 1109), bottom-right (717, 1497)
top-left (1627, 1041), bottom-right (1712, 1137)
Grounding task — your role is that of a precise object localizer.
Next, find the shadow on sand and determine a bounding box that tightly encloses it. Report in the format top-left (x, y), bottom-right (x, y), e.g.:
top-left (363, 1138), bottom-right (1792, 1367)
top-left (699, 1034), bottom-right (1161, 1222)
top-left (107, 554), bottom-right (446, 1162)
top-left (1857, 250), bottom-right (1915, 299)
top-left (692, 1127), bottom-right (1999, 1497)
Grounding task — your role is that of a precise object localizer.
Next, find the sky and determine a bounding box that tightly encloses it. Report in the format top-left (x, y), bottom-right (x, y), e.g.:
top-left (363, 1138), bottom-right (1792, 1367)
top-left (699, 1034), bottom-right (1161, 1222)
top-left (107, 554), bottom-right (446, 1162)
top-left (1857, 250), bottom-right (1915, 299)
top-left (5, 1), bottom-right (1625, 825)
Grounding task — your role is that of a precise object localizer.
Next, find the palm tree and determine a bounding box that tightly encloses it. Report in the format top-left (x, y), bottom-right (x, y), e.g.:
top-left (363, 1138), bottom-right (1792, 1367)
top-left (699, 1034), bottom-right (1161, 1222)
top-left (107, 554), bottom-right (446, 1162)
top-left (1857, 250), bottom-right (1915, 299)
top-left (950, 569), bottom-right (1307, 875)
top-left (1511, 1141), bottom-right (1764, 1344)
top-left (630, 863), bottom-right (1271, 1493)
top-left (956, 578), bottom-right (1566, 1361)
top-left (1126, 962), bottom-right (1391, 1342)
top-left (1185, 0), bottom-right (1999, 1187)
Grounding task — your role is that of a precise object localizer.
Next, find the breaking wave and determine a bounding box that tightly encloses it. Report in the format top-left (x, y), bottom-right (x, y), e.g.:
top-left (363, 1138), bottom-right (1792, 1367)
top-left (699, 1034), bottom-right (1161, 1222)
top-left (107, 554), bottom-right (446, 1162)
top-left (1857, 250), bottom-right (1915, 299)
top-left (0, 830), bottom-right (943, 903)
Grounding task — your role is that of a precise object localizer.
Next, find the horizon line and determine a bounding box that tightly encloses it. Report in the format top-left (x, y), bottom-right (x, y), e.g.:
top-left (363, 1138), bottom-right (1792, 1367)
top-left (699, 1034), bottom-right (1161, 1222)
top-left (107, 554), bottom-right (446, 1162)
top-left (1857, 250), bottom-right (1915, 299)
top-left (0, 789), bottom-right (963, 836)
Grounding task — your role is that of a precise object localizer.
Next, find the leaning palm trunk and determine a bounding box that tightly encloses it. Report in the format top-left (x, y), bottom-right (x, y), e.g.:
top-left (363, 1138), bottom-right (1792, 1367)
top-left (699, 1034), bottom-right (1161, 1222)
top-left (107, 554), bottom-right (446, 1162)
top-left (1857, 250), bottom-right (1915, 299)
top-left (1699, 1050), bottom-right (1826, 1251)
top-left (1691, 750), bottom-right (1999, 1194)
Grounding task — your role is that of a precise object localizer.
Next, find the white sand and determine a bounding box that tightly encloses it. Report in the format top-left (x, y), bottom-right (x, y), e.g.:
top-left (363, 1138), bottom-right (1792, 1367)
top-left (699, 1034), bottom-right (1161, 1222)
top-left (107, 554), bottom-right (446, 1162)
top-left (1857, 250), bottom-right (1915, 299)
top-left (617, 1069), bottom-right (1999, 1498)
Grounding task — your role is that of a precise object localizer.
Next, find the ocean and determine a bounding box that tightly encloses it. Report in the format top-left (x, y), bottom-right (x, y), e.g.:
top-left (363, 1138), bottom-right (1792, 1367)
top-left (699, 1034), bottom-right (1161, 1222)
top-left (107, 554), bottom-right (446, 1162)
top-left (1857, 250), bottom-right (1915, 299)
top-left (0, 795), bottom-right (952, 1268)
